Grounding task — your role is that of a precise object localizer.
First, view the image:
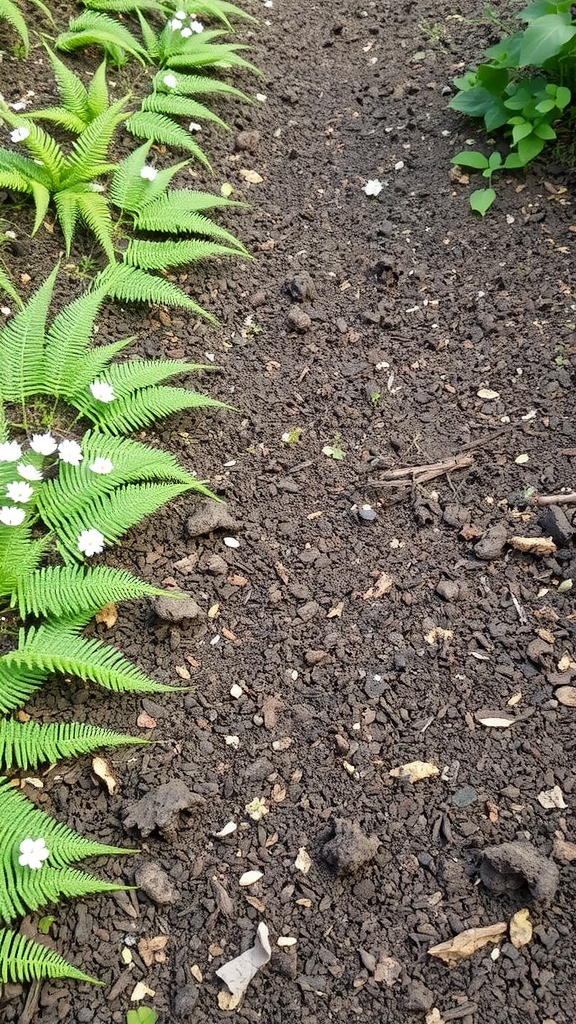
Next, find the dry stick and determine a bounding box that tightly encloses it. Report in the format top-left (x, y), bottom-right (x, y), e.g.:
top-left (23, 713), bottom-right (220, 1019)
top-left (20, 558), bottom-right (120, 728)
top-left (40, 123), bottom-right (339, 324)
top-left (368, 453), bottom-right (474, 490)
top-left (532, 492), bottom-right (576, 507)
top-left (17, 979), bottom-right (41, 1024)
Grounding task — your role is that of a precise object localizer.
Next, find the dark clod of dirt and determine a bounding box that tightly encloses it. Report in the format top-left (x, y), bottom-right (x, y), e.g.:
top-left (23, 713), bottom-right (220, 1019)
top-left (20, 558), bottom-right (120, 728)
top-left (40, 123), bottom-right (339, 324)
top-left (185, 500), bottom-right (238, 538)
top-left (480, 842), bottom-right (560, 903)
top-left (284, 271), bottom-right (317, 302)
top-left (123, 779), bottom-right (205, 840)
top-left (436, 579), bottom-right (460, 602)
top-left (135, 860), bottom-right (179, 905)
top-left (474, 523), bottom-right (508, 561)
top-left (287, 305), bottom-right (312, 332)
top-left (235, 129), bottom-right (261, 153)
top-left (173, 985), bottom-right (199, 1017)
top-left (322, 818), bottom-right (379, 875)
top-left (403, 980), bottom-right (434, 1012)
top-left (151, 592), bottom-right (204, 624)
top-left (538, 505), bottom-right (574, 547)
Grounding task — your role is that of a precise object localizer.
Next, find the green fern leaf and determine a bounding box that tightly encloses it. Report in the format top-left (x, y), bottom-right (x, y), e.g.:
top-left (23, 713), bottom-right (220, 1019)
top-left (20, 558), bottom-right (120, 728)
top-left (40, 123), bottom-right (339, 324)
top-left (45, 46), bottom-right (91, 122)
top-left (97, 262), bottom-right (214, 318)
top-left (141, 90), bottom-right (228, 128)
top-left (16, 564), bottom-right (166, 619)
top-left (11, 623), bottom-right (185, 693)
top-left (124, 236), bottom-right (242, 270)
top-left (135, 10), bottom-right (161, 60)
top-left (56, 339), bottom-right (132, 399)
top-left (64, 97), bottom-right (128, 186)
top-left (165, 42), bottom-right (258, 74)
top-left (0, 660), bottom-right (49, 713)
top-left (177, 0), bottom-right (257, 25)
top-left (86, 59), bottom-right (111, 119)
top-left (83, 0), bottom-right (164, 11)
top-left (0, 168), bottom-right (34, 195)
top-left (0, 265), bottom-right (22, 307)
top-left (0, 265), bottom-right (57, 402)
top-left (78, 358), bottom-right (214, 401)
top-left (52, 188), bottom-right (80, 256)
top-left (78, 385), bottom-right (227, 434)
top-left (0, 0), bottom-right (29, 53)
top-left (108, 141), bottom-right (162, 213)
top-left (125, 111), bottom-right (210, 164)
top-left (1, 116), bottom-right (66, 184)
top-left (140, 189), bottom-right (241, 215)
top-left (135, 206), bottom-right (246, 249)
top-left (41, 279), bottom-right (110, 396)
top-left (151, 69), bottom-right (250, 102)
top-left (75, 189), bottom-right (116, 262)
top-left (29, 180), bottom-right (52, 236)
top-left (25, 107), bottom-right (89, 134)
top-left (0, 718), bottom-right (146, 771)
top-left (0, 526), bottom-right (48, 600)
top-left (0, 147), bottom-right (53, 189)
top-left (55, 11), bottom-right (146, 64)
top-left (0, 928), bottom-right (99, 985)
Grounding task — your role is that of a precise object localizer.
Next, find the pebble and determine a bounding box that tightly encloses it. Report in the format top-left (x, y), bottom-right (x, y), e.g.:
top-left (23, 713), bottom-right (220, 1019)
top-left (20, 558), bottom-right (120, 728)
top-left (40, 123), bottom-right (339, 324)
top-left (235, 129), bottom-right (261, 153)
top-left (538, 505), bottom-right (574, 546)
top-left (186, 501), bottom-right (238, 538)
top-left (451, 786), bottom-right (478, 808)
top-left (287, 305), bottom-right (312, 332)
top-left (322, 818), bottom-right (379, 875)
top-left (135, 861), bottom-right (179, 905)
top-left (297, 600), bottom-right (320, 622)
top-left (474, 523), bottom-right (507, 560)
top-left (284, 271), bottom-right (317, 302)
top-left (151, 593), bottom-right (203, 624)
top-left (436, 579), bottom-right (460, 602)
top-left (244, 757), bottom-right (275, 782)
top-left (403, 980), bottom-right (434, 1012)
top-left (173, 985), bottom-right (199, 1017)
top-left (480, 841), bottom-right (560, 902)
top-left (224, 536), bottom-right (240, 548)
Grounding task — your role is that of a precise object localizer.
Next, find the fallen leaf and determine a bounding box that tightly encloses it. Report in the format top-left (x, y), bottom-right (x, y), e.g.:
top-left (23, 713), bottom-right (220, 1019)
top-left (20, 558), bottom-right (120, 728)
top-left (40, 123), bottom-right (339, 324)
top-left (537, 785), bottom-right (567, 809)
top-left (477, 388), bottom-right (500, 400)
top-left (538, 628), bottom-right (555, 644)
top-left (130, 981), bottom-right (156, 1001)
top-left (95, 603), bottom-right (117, 628)
top-left (428, 922), bottom-right (507, 965)
top-left (239, 870), bottom-right (263, 887)
top-left (373, 955), bottom-right (402, 986)
top-left (214, 821), bottom-right (237, 839)
top-left (244, 894), bottom-right (266, 912)
top-left (362, 572), bottom-right (393, 600)
top-left (175, 665), bottom-right (190, 680)
top-left (239, 168), bottom-right (264, 184)
top-left (424, 627), bottom-right (453, 645)
top-left (389, 761), bottom-right (439, 784)
top-left (294, 848), bottom-right (312, 874)
top-left (475, 711), bottom-right (515, 729)
top-left (271, 784), bottom-right (286, 803)
top-left (426, 1010), bottom-right (446, 1024)
top-left (509, 908), bottom-right (532, 949)
top-left (509, 536), bottom-right (557, 556)
top-left (121, 947), bottom-right (133, 965)
top-left (190, 964), bottom-right (203, 983)
top-left (138, 935), bottom-right (169, 968)
top-left (555, 686), bottom-right (576, 707)
top-left (92, 756), bottom-right (118, 795)
top-left (137, 711), bottom-right (157, 729)
top-left (507, 692), bottom-right (522, 707)
top-left (216, 922), bottom-right (271, 1008)
top-left (327, 601), bottom-right (344, 618)
top-left (16, 710), bottom-right (30, 722)
top-left (208, 603), bottom-right (220, 619)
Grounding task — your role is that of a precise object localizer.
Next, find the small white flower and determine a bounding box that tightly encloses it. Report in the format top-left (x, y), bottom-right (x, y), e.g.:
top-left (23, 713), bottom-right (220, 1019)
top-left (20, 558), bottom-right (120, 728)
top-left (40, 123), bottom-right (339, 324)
top-left (189, 19), bottom-right (203, 32)
top-left (1, 307), bottom-right (11, 316)
top-left (255, 93), bottom-right (267, 102)
top-left (58, 439), bottom-right (83, 465)
top-left (174, 8), bottom-right (186, 17)
top-left (10, 101), bottom-right (26, 111)
top-left (0, 505), bottom-right (25, 527)
top-left (181, 26), bottom-right (192, 37)
top-left (6, 481), bottom-right (33, 503)
top-left (9, 126), bottom-right (30, 143)
top-left (263, 0), bottom-right (273, 7)
top-left (29, 433), bottom-right (57, 455)
top-left (140, 164), bottom-right (158, 181)
top-left (4, 230), bottom-right (16, 239)
top-left (77, 528), bottom-right (105, 557)
top-left (170, 17), bottom-right (183, 28)
top-left (362, 179), bottom-right (384, 197)
top-left (17, 463), bottom-right (42, 481)
top-left (88, 457), bottom-right (114, 475)
top-left (0, 440), bottom-right (22, 462)
top-left (89, 380), bottom-right (115, 403)
top-left (188, 121), bottom-right (202, 132)
top-left (89, 182), bottom-right (105, 193)
top-left (18, 837), bottom-right (50, 870)
top-left (162, 73), bottom-right (178, 89)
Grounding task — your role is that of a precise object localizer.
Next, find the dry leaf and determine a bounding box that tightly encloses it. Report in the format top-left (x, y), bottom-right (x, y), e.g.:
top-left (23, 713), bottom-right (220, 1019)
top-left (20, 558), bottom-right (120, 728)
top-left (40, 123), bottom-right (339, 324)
top-left (475, 711), bottom-right (515, 729)
top-left (130, 981), bottom-right (156, 1001)
top-left (239, 870), bottom-right (263, 887)
top-left (362, 572), bottom-right (393, 600)
top-left (138, 935), bottom-right (169, 967)
top-left (426, 1010), bottom-right (446, 1024)
top-left (389, 760), bottom-right (439, 784)
top-left (509, 908), bottom-right (532, 949)
top-left (537, 785), bottom-right (567, 809)
top-left (428, 922), bottom-right (507, 965)
top-left (424, 627), bottom-right (453, 645)
top-left (294, 848), bottom-right (312, 874)
top-left (272, 784), bottom-right (286, 803)
top-left (175, 665), bottom-right (191, 680)
top-left (214, 821), bottom-right (237, 839)
top-left (16, 710), bottom-right (30, 723)
top-left (137, 711), bottom-right (157, 729)
top-left (91, 756), bottom-right (118, 796)
top-left (373, 955), bottom-right (402, 987)
top-left (190, 964), bottom-right (203, 983)
top-left (555, 686), bottom-right (576, 707)
top-left (244, 894), bottom-right (266, 912)
top-left (239, 168), bottom-right (264, 184)
top-left (509, 536), bottom-right (557, 556)
top-left (208, 602), bottom-right (220, 619)
top-left (95, 603), bottom-right (117, 628)
top-left (327, 601), bottom-right (344, 618)
top-left (477, 388), bottom-right (500, 400)
top-left (216, 922), bottom-right (271, 1008)
top-left (121, 947), bottom-right (132, 965)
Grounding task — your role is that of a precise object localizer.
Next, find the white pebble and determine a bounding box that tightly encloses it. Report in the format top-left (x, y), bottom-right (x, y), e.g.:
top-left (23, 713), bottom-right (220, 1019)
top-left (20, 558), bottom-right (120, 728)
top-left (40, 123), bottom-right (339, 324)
top-left (277, 936), bottom-right (297, 947)
top-left (239, 870), bottom-right (263, 887)
top-left (224, 537), bottom-right (240, 548)
top-left (214, 821), bottom-right (237, 838)
top-left (225, 735), bottom-right (240, 749)
top-left (230, 683), bottom-right (243, 698)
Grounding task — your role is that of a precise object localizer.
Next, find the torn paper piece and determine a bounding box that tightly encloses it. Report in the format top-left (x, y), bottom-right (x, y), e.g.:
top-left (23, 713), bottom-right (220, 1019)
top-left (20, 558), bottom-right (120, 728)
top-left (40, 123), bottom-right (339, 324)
top-left (216, 922), bottom-right (271, 1010)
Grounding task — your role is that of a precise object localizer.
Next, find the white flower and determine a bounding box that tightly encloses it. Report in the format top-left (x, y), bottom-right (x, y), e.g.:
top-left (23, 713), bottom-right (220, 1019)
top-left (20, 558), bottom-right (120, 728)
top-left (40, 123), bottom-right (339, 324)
top-left (170, 17), bottom-right (183, 28)
top-left (0, 505), bottom-right (25, 527)
top-left (0, 440), bottom-right (22, 462)
top-left (17, 463), bottom-right (42, 481)
top-left (181, 26), bottom-right (192, 37)
top-left (189, 18), bottom-right (203, 31)
top-left (140, 164), bottom-right (158, 181)
top-left (188, 122), bottom-right (202, 132)
top-left (9, 126), bottom-right (30, 143)
top-left (89, 182), bottom-right (105, 193)
top-left (77, 528), bottom-right (105, 557)
top-left (6, 481), bottom-right (33, 503)
top-left (10, 101), bottom-right (26, 111)
top-left (4, 230), bottom-right (16, 239)
top-left (89, 457), bottom-right (114, 475)
top-left (58, 439), bottom-right (83, 465)
top-left (29, 433), bottom-right (57, 455)
top-left (18, 837), bottom-right (50, 870)
top-left (362, 178), bottom-right (384, 197)
top-left (89, 380), bottom-right (115, 403)
top-left (174, 8), bottom-right (186, 17)
top-left (162, 74), bottom-right (178, 89)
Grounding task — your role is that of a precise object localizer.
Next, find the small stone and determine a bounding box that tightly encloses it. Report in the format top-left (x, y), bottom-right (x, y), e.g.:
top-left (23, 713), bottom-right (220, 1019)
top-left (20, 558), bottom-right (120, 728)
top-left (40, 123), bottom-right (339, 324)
top-left (357, 505), bottom-right (378, 524)
top-left (538, 505), bottom-right (574, 547)
top-left (205, 554), bottom-right (227, 575)
top-left (305, 649), bottom-right (330, 665)
top-left (403, 981), bottom-right (434, 1012)
top-left (135, 861), bottom-right (179, 905)
top-left (223, 536), bottom-right (240, 548)
top-left (364, 672), bottom-right (385, 698)
top-left (474, 523), bottom-right (507, 561)
top-left (186, 501), bottom-right (238, 538)
top-left (480, 841), bottom-right (559, 902)
top-left (284, 271), bottom-right (317, 302)
top-left (322, 818), bottom-right (379, 875)
top-left (442, 504), bottom-right (469, 528)
top-left (235, 129), bottom-right (261, 153)
top-left (287, 305), bottom-right (312, 332)
top-left (230, 683), bottom-right (243, 698)
top-left (244, 757), bottom-right (275, 783)
top-left (451, 786), bottom-right (478, 808)
top-left (435, 579), bottom-right (460, 602)
top-left (173, 985), bottom-right (199, 1017)
top-left (297, 600), bottom-right (320, 622)
top-left (334, 733), bottom-right (350, 754)
top-left (123, 778), bottom-right (205, 840)
top-left (151, 593), bottom-right (203, 624)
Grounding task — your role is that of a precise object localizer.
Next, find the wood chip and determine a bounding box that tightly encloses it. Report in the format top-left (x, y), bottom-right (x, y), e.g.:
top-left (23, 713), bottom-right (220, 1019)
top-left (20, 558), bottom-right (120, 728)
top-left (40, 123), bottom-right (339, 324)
top-left (428, 922), bottom-right (507, 965)
top-left (509, 535), bottom-right (557, 556)
top-left (294, 848), bottom-right (312, 874)
top-left (91, 756), bottom-right (118, 796)
top-left (389, 760), bottom-right (439, 783)
top-left (475, 711), bottom-right (515, 729)
top-left (362, 572), bottom-right (393, 600)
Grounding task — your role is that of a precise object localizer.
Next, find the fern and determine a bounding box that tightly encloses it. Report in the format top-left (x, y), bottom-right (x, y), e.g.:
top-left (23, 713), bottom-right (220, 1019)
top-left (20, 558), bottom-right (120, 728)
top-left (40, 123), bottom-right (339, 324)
top-left (0, 264), bottom-right (22, 307)
top-left (96, 262), bottom-right (215, 317)
top-left (124, 236), bottom-right (244, 270)
top-left (0, 0), bottom-right (29, 54)
top-left (26, 51), bottom-right (110, 133)
top-left (83, 0), bottom-right (164, 10)
top-left (0, 929), bottom-right (99, 985)
top-left (167, 0), bottom-right (257, 27)
top-left (0, 718), bottom-right (146, 771)
top-left (125, 110), bottom-right (211, 163)
top-left (141, 90), bottom-right (229, 129)
top-left (0, 526), bottom-right (49, 600)
top-left (15, 564), bottom-right (166, 619)
top-left (165, 41), bottom-right (258, 74)
top-left (56, 11), bottom-right (146, 65)
top-left (151, 69), bottom-right (250, 102)
top-left (0, 267), bottom-right (56, 403)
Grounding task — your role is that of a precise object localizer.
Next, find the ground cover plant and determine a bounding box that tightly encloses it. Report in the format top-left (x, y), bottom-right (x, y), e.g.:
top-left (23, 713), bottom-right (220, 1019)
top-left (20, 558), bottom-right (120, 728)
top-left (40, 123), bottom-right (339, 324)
top-left (449, 0), bottom-right (575, 213)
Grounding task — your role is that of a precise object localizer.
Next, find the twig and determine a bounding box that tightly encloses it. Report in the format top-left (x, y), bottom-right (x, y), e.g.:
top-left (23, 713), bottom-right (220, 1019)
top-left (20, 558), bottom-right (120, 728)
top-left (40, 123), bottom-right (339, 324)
top-left (368, 453), bottom-right (474, 490)
top-left (532, 491), bottom-right (576, 507)
top-left (18, 980), bottom-right (41, 1024)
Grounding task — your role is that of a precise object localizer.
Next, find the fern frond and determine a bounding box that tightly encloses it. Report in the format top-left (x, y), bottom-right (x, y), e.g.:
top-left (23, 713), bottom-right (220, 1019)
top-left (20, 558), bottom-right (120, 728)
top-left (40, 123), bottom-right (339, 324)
top-left (124, 236), bottom-right (242, 270)
top-left (0, 265), bottom-right (57, 402)
top-left (16, 564), bottom-right (166, 619)
top-left (175, 0), bottom-right (257, 26)
top-left (0, 168), bottom-right (34, 195)
top-left (75, 190), bottom-right (116, 262)
top-left (77, 385), bottom-right (227, 434)
top-left (125, 111), bottom-right (210, 164)
top-left (108, 140), bottom-right (159, 213)
top-left (12, 623), bottom-right (185, 693)
top-left (135, 206), bottom-right (246, 248)
top-left (25, 107), bottom-right (89, 134)
top-left (52, 188), bottom-right (80, 255)
top-left (56, 339), bottom-right (132, 398)
top-left (0, 147), bottom-right (53, 188)
top-left (2, 117), bottom-right (66, 185)
top-left (55, 11), bottom-right (146, 64)
top-left (42, 280), bottom-right (109, 396)
top-left (0, 660), bottom-right (49, 713)
top-left (29, 180), bottom-right (52, 236)
top-left (140, 188), bottom-right (241, 214)
top-left (0, 0), bottom-right (29, 53)
top-left (0, 928), bottom-right (99, 985)
top-left (45, 46), bottom-right (91, 122)
top-left (141, 90), bottom-right (228, 128)
top-left (0, 526), bottom-right (48, 600)
top-left (84, 0), bottom-right (163, 9)
top-left (165, 42), bottom-right (258, 74)
top-left (86, 59), bottom-right (111, 119)
top-left (97, 262), bottom-right (214, 318)
top-left (0, 265), bottom-right (22, 307)
top-left (0, 718), bottom-right (146, 771)
top-left (82, 358), bottom-right (213, 400)
top-left (135, 10), bottom-right (161, 61)
top-left (152, 69), bottom-right (250, 102)
top-left (64, 97), bottom-right (128, 185)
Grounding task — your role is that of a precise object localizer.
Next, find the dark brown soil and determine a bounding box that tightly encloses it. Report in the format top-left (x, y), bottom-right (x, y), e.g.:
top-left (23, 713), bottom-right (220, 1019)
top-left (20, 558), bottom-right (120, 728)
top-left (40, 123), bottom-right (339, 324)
top-left (1, 1), bottom-right (576, 1022)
